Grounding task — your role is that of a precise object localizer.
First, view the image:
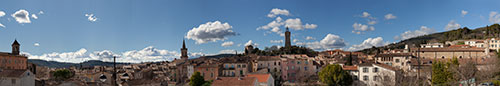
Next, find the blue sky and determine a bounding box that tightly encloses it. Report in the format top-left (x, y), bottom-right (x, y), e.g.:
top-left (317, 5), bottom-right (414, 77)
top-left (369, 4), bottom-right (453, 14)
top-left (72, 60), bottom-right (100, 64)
top-left (1, 0), bottom-right (500, 63)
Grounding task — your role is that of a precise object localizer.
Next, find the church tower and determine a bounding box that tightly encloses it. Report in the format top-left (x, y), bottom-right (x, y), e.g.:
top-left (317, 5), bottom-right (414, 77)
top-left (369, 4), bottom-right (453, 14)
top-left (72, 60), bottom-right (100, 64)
top-left (12, 39), bottom-right (20, 55)
top-left (180, 39), bottom-right (188, 60)
top-left (285, 27), bottom-right (291, 48)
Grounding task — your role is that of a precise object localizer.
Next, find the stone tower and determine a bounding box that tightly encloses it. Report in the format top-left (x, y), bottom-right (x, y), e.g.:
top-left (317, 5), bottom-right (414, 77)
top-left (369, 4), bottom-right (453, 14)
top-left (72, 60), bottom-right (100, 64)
top-left (12, 39), bottom-right (20, 55)
top-left (180, 39), bottom-right (188, 60)
top-left (285, 27), bottom-right (291, 48)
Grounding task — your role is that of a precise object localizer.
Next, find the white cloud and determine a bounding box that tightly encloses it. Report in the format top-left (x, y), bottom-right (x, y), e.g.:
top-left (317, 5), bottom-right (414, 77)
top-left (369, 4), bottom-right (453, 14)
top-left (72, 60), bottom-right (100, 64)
top-left (31, 14), bottom-right (38, 19)
top-left (12, 9), bottom-right (31, 23)
top-left (270, 40), bottom-right (283, 44)
top-left (490, 11), bottom-right (500, 24)
top-left (85, 13), bottom-right (98, 22)
top-left (245, 40), bottom-right (258, 46)
top-left (38, 11), bottom-right (44, 15)
top-left (352, 22), bottom-right (375, 34)
top-left (367, 20), bottom-right (377, 25)
top-left (444, 20), bottom-right (461, 31)
top-left (0, 23), bottom-right (4, 28)
top-left (267, 8), bottom-right (290, 18)
top-left (394, 26), bottom-right (436, 40)
top-left (34, 43), bottom-right (40, 47)
top-left (296, 34), bottom-right (346, 50)
top-left (461, 10), bottom-right (468, 17)
top-left (306, 36), bottom-right (315, 40)
top-left (348, 37), bottom-right (387, 51)
top-left (293, 39), bottom-right (300, 43)
top-left (0, 11), bottom-right (5, 17)
top-left (285, 18), bottom-right (317, 30)
top-left (384, 13), bottom-right (397, 20)
top-left (362, 12), bottom-right (371, 18)
top-left (186, 21), bottom-right (237, 44)
top-left (25, 46), bottom-right (204, 63)
top-left (221, 41), bottom-right (234, 47)
top-left (218, 49), bottom-right (238, 54)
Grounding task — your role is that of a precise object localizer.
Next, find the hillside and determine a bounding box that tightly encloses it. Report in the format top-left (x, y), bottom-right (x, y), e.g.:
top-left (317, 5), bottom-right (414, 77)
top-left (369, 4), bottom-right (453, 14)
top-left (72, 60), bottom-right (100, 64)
top-left (28, 59), bottom-right (130, 68)
top-left (358, 24), bottom-right (500, 54)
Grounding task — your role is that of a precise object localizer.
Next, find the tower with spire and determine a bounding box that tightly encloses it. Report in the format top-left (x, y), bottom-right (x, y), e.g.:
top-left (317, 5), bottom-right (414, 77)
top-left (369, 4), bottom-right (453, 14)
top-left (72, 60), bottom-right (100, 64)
top-left (12, 39), bottom-right (20, 55)
top-left (285, 27), bottom-right (291, 48)
top-left (180, 39), bottom-right (188, 60)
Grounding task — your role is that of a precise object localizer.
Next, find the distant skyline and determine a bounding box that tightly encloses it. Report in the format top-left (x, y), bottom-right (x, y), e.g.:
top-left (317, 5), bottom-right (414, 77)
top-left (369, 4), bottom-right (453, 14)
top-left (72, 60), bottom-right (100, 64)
top-left (1, 0), bottom-right (500, 63)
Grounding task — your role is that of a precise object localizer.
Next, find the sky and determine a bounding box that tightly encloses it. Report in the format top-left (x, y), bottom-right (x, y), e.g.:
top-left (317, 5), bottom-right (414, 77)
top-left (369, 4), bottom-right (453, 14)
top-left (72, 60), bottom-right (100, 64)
top-left (1, 0), bottom-right (500, 63)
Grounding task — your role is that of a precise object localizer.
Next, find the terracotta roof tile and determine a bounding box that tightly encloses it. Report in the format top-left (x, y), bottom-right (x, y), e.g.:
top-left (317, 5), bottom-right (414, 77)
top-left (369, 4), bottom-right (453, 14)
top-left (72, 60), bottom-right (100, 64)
top-left (246, 73), bottom-right (271, 83)
top-left (212, 77), bottom-right (257, 86)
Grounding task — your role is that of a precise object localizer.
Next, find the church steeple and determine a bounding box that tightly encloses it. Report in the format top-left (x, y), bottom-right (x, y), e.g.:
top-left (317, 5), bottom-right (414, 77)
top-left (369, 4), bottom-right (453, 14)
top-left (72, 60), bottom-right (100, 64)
top-left (12, 39), bottom-right (20, 55)
top-left (180, 39), bottom-right (188, 60)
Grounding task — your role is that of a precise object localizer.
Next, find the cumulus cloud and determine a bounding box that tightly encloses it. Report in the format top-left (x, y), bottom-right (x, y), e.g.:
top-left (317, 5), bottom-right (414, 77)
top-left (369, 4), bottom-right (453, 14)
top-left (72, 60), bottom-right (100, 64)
top-left (38, 11), bottom-right (44, 14)
top-left (270, 40), bottom-right (283, 44)
top-left (186, 21), bottom-right (237, 44)
top-left (25, 46), bottom-right (204, 63)
top-left (221, 41), bottom-right (234, 47)
top-left (0, 23), bottom-right (4, 28)
top-left (384, 13), bottom-right (397, 20)
top-left (85, 13), bottom-right (98, 22)
top-left (367, 20), bottom-right (377, 25)
top-left (306, 36), bottom-right (315, 40)
top-left (12, 9), bottom-right (31, 23)
top-left (394, 26), bottom-right (436, 40)
top-left (244, 40), bottom-right (258, 46)
top-left (461, 10), bottom-right (468, 17)
top-left (267, 8), bottom-right (290, 18)
top-left (31, 14), bottom-right (38, 19)
top-left (34, 43), bottom-right (40, 47)
top-left (352, 22), bottom-right (375, 34)
top-left (348, 37), bottom-right (387, 51)
top-left (0, 11), bottom-right (5, 17)
top-left (490, 11), bottom-right (500, 24)
top-left (444, 20), bottom-right (461, 31)
top-left (285, 18), bottom-right (317, 30)
top-left (296, 34), bottom-right (346, 50)
top-left (293, 39), bottom-right (300, 43)
top-left (362, 12), bottom-right (371, 18)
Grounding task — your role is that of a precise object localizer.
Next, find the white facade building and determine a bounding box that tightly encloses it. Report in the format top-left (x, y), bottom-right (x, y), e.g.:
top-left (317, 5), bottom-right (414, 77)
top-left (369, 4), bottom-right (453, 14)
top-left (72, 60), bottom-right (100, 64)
top-left (358, 63), bottom-right (399, 86)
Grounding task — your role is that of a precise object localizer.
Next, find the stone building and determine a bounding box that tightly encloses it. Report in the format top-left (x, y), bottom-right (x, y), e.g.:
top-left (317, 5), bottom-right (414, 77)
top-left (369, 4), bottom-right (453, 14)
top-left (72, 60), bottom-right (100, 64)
top-left (411, 47), bottom-right (488, 60)
top-left (0, 40), bottom-right (28, 70)
top-left (374, 53), bottom-right (413, 71)
top-left (285, 27), bottom-right (291, 48)
top-left (194, 63), bottom-right (220, 81)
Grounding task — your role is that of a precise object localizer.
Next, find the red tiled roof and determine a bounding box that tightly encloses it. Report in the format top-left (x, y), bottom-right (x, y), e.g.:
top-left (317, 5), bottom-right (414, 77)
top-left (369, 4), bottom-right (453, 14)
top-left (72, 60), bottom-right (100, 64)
top-left (246, 73), bottom-right (271, 83)
top-left (0, 69), bottom-right (28, 78)
top-left (342, 65), bottom-right (358, 71)
top-left (212, 77), bottom-right (257, 86)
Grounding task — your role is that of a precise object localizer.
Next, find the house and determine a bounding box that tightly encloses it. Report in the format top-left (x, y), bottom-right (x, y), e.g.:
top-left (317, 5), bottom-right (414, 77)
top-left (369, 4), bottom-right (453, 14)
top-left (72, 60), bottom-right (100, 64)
top-left (194, 63), bottom-right (220, 81)
top-left (0, 40), bottom-right (28, 70)
top-left (0, 69), bottom-right (35, 86)
top-left (256, 56), bottom-right (282, 75)
top-left (280, 54), bottom-right (318, 83)
top-left (374, 53), bottom-right (413, 71)
top-left (358, 63), bottom-right (400, 86)
top-left (247, 73), bottom-right (275, 86)
top-left (212, 77), bottom-right (258, 86)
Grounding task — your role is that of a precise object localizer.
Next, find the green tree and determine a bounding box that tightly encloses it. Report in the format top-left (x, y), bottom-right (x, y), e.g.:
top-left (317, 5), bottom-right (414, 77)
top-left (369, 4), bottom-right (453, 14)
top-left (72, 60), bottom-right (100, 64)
top-left (189, 72), bottom-right (207, 86)
top-left (318, 64), bottom-right (353, 86)
top-left (52, 69), bottom-right (72, 81)
top-left (451, 57), bottom-right (459, 66)
top-left (432, 61), bottom-right (454, 85)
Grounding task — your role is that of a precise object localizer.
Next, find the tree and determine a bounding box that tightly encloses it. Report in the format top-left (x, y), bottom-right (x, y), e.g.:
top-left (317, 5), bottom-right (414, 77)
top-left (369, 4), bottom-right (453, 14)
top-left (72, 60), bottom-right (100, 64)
top-left (189, 72), bottom-right (206, 86)
top-left (52, 69), bottom-right (72, 81)
top-left (318, 64), bottom-right (353, 86)
top-left (431, 61), bottom-right (454, 85)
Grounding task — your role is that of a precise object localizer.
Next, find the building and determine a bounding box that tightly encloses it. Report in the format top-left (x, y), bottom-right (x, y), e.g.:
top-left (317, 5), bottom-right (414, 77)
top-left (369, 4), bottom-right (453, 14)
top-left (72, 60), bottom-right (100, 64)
top-left (285, 27), bottom-right (291, 48)
top-left (0, 69), bottom-right (35, 86)
top-left (256, 56), bottom-right (282, 74)
top-left (358, 63), bottom-right (400, 86)
top-left (180, 39), bottom-right (188, 61)
top-left (194, 63), bottom-right (220, 81)
top-left (280, 55), bottom-right (318, 83)
top-left (211, 77), bottom-right (259, 86)
top-left (411, 47), bottom-right (488, 60)
top-left (420, 43), bottom-right (444, 48)
top-left (0, 40), bottom-right (28, 70)
top-left (342, 65), bottom-right (359, 80)
top-left (465, 40), bottom-right (486, 48)
top-left (374, 53), bottom-right (413, 71)
top-left (247, 73), bottom-right (275, 86)
top-left (221, 57), bottom-right (252, 77)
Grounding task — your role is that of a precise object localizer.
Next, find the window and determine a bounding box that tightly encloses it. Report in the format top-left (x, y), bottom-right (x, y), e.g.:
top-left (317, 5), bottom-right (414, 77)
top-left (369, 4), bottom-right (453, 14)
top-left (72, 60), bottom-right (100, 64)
top-left (291, 66), bottom-right (295, 70)
top-left (395, 59), bottom-right (400, 63)
top-left (242, 64), bottom-right (246, 68)
top-left (279, 62), bottom-right (281, 65)
top-left (363, 68), bottom-right (368, 73)
top-left (374, 76), bottom-right (378, 81)
top-left (231, 65), bottom-right (234, 68)
top-left (237, 65), bottom-right (241, 68)
top-left (274, 62), bottom-right (276, 65)
top-left (225, 64), bottom-right (229, 68)
top-left (304, 67), bottom-right (308, 70)
top-left (373, 68), bottom-right (379, 72)
top-left (353, 76), bottom-right (358, 80)
top-left (206, 68), bottom-right (208, 71)
top-left (363, 76), bottom-right (368, 81)
top-left (297, 61), bottom-right (300, 64)
top-left (211, 73), bottom-right (214, 77)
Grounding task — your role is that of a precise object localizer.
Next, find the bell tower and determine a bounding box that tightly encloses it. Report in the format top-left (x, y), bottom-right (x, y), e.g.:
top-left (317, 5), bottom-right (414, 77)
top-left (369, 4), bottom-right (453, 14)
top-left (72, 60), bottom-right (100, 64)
top-left (12, 39), bottom-right (20, 55)
top-left (285, 27), bottom-right (291, 48)
top-left (180, 39), bottom-right (188, 60)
